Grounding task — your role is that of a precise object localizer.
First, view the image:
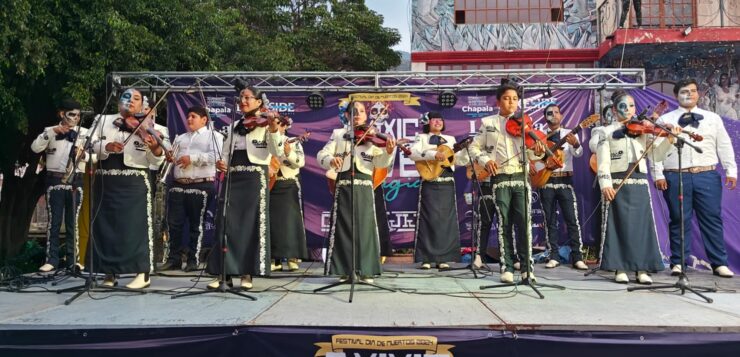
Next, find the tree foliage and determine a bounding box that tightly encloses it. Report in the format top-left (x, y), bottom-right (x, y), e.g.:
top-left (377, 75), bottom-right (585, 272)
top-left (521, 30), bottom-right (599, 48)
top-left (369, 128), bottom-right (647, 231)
top-left (0, 0), bottom-right (400, 257)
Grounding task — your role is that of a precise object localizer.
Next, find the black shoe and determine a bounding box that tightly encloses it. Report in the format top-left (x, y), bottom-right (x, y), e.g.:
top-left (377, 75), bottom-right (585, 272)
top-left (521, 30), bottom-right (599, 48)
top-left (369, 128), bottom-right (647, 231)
top-left (158, 260), bottom-right (181, 271)
top-left (184, 261), bottom-right (199, 272)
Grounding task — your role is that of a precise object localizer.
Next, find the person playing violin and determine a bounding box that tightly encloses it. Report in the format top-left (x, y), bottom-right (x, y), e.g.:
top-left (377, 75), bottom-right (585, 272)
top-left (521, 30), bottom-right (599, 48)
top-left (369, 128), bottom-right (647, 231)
top-left (596, 90), bottom-right (681, 284)
top-left (408, 112), bottom-right (465, 270)
top-left (539, 104), bottom-right (588, 271)
top-left (31, 98), bottom-right (89, 273)
top-left (651, 78), bottom-right (737, 278)
top-left (90, 89), bottom-right (165, 289)
top-left (317, 100), bottom-right (396, 283)
top-left (206, 86), bottom-right (284, 290)
top-left (468, 83), bottom-right (546, 283)
top-left (269, 118), bottom-right (309, 272)
top-left (159, 106), bottom-right (223, 273)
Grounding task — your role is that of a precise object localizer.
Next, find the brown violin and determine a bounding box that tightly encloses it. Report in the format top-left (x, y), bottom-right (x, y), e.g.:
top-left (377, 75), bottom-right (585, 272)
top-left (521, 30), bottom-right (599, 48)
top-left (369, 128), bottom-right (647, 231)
top-left (243, 110), bottom-right (291, 129)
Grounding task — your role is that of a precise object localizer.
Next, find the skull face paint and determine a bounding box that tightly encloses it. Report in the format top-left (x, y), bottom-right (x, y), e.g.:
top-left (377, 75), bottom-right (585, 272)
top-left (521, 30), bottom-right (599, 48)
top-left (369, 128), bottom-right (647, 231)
top-left (677, 83), bottom-right (699, 109)
top-left (118, 89), bottom-right (143, 115)
top-left (614, 96), bottom-right (636, 121)
top-left (62, 110), bottom-right (81, 127)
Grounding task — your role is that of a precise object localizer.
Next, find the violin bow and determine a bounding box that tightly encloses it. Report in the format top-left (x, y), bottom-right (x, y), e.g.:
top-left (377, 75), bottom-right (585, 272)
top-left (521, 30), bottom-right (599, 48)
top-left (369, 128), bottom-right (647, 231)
top-left (122, 87), bottom-right (172, 146)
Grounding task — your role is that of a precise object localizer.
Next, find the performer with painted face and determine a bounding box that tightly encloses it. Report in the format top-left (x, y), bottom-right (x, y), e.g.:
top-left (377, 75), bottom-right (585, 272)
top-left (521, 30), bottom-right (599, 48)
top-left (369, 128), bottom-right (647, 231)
top-left (408, 112), bottom-right (463, 270)
top-left (596, 90), bottom-right (680, 284)
top-left (468, 83), bottom-right (546, 283)
top-left (539, 104), bottom-right (588, 271)
top-left (207, 87), bottom-right (284, 290)
top-left (90, 89), bottom-right (165, 289)
top-left (159, 106), bottom-right (223, 273)
top-left (31, 98), bottom-right (89, 272)
top-left (317, 101), bottom-right (396, 282)
top-left (652, 78), bottom-right (737, 278)
top-left (269, 118), bottom-right (309, 272)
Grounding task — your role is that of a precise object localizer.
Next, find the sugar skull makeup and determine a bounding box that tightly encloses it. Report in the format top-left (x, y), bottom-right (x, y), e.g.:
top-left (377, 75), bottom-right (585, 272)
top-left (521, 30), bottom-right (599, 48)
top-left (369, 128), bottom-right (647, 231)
top-left (615, 96), bottom-right (635, 121)
top-left (118, 89), bottom-right (142, 115)
top-left (62, 110), bottom-right (81, 127)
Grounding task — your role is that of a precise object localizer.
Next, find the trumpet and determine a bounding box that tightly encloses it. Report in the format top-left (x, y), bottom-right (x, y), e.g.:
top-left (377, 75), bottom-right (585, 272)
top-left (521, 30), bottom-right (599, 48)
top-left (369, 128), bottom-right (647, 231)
top-left (157, 141), bottom-right (180, 183)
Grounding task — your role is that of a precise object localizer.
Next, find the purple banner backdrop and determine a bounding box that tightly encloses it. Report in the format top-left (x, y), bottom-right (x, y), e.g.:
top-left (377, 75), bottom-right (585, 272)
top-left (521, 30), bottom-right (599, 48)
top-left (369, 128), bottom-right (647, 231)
top-left (166, 88), bottom-right (738, 272)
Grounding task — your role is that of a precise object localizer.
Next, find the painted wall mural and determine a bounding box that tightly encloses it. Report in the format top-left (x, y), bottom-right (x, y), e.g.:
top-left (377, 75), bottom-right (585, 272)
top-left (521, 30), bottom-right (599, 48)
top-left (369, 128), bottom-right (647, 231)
top-left (411, 0), bottom-right (597, 51)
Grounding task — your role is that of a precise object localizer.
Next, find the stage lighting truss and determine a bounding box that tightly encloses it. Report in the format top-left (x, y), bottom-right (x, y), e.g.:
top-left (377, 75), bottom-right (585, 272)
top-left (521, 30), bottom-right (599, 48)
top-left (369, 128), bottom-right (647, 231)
top-left (306, 92), bottom-right (325, 109)
top-left (438, 90), bottom-right (457, 108)
top-left (109, 68), bottom-right (645, 93)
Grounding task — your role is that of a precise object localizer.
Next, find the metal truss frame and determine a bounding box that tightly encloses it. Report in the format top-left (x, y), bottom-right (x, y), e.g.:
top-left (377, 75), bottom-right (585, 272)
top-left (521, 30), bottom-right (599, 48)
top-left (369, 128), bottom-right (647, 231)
top-left (110, 68), bottom-right (645, 93)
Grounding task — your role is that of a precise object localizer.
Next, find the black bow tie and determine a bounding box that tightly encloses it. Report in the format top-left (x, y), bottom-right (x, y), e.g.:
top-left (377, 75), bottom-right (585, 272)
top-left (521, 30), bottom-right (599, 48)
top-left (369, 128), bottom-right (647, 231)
top-left (678, 112), bottom-right (704, 128)
top-left (429, 135), bottom-right (446, 146)
top-left (233, 122), bottom-right (253, 136)
top-left (55, 129), bottom-right (78, 142)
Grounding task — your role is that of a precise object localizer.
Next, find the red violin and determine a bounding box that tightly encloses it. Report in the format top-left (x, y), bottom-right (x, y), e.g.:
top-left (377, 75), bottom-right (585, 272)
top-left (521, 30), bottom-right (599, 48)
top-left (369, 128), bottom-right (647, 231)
top-left (624, 120), bottom-right (703, 142)
top-left (505, 113), bottom-right (549, 149)
top-left (243, 109), bottom-right (291, 129)
top-left (353, 125), bottom-right (411, 156)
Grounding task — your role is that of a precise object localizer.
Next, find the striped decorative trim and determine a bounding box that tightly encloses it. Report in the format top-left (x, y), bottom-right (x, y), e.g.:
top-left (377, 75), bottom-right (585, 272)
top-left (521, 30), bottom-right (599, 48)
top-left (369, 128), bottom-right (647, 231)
top-left (427, 176), bottom-right (455, 183)
top-left (229, 165), bottom-right (262, 173)
top-left (543, 183), bottom-right (573, 190)
top-left (612, 178), bottom-right (649, 186)
top-left (336, 179), bottom-right (373, 187)
top-left (491, 180), bottom-right (526, 190)
top-left (276, 176), bottom-right (296, 181)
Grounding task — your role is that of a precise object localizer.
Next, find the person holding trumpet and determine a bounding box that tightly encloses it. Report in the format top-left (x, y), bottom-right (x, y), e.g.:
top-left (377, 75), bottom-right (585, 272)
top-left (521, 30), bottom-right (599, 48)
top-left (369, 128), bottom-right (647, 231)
top-left (159, 106), bottom-right (223, 273)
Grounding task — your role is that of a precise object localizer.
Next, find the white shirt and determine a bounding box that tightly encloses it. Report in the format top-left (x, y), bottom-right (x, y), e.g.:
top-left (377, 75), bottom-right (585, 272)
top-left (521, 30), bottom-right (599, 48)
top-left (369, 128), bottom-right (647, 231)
top-left (91, 114), bottom-right (164, 169)
top-left (31, 125), bottom-right (89, 173)
top-left (222, 123), bottom-right (284, 165)
top-left (274, 137), bottom-right (305, 179)
top-left (173, 126), bottom-right (223, 180)
top-left (651, 107), bottom-right (737, 180)
top-left (545, 127), bottom-right (583, 173)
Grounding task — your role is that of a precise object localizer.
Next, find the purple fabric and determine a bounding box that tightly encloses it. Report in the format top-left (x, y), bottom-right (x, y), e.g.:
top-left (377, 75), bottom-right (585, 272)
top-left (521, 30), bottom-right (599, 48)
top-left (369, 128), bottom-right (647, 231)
top-left (166, 88), bottom-right (738, 272)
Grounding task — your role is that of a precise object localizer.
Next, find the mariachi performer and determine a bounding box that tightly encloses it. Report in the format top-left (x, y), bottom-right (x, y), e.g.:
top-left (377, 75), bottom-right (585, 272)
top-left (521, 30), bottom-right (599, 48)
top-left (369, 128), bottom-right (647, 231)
top-left (207, 87), bottom-right (283, 290)
top-left (317, 100), bottom-right (396, 282)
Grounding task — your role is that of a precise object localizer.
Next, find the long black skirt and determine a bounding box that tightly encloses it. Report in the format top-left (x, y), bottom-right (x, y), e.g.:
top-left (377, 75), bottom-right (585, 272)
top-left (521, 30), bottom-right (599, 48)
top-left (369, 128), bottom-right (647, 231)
top-left (269, 177), bottom-right (308, 259)
top-left (600, 172), bottom-right (665, 272)
top-left (325, 170), bottom-right (381, 277)
top-left (414, 172), bottom-right (461, 263)
top-left (90, 164), bottom-right (153, 274)
top-left (207, 151), bottom-right (270, 276)
top-left (375, 186), bottom-right (393, 256)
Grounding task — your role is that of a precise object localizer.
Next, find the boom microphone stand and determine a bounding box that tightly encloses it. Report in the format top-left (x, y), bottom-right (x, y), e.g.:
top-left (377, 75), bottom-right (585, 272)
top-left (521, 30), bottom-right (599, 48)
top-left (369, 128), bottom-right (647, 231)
top-left (314, 102), bottom-right (396, 302)
top-left (480, 86), bottom-right (565, 298)
top-left (627, 117), bottom-right (715, 303)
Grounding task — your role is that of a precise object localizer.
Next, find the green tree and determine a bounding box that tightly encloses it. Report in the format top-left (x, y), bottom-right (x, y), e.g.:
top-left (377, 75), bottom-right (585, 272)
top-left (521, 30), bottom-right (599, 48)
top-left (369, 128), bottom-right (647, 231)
top-left (0, 0), bottom-right (400, 258)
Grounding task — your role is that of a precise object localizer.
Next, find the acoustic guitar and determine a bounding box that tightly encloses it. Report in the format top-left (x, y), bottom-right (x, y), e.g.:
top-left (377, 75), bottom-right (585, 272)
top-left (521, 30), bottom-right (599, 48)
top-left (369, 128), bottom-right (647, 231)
top-left (268, 131), bottom-right (311, 190)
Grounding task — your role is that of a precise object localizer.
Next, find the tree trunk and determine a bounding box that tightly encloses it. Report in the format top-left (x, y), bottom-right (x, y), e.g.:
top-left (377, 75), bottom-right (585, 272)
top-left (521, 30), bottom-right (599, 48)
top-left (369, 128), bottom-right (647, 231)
top-left (0, 161), bottom-right (44, 259)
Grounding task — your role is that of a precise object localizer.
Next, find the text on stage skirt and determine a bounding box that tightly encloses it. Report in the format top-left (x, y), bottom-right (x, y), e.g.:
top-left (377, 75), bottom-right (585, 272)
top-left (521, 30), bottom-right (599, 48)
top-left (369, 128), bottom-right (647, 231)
top-left (325, 169), bottom-right (382, 277)
top-left (414, 171), bottom-right (461, 263)
top-left (269, 176), bottom-right (308, 259)
top-left (207, 150), bottom-right (270, 276)
top-left (89, 155), bottom-right (153, 274)
top-left (600, 171), bottom-right (665, 272)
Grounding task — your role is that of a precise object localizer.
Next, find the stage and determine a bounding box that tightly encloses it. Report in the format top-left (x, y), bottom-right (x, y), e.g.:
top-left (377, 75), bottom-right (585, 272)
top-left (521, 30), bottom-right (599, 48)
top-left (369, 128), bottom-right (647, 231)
top-left (1, 263), bottom-right (739, 356)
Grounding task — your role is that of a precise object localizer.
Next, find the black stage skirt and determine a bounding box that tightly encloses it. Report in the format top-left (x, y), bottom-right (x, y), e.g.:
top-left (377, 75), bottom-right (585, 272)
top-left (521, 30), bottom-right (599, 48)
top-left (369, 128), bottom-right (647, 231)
top-left (414, 171), bottom-right (460, 263)
top-left (600, 172), bottom-right (664, 272)
top-left (375, 186), bottom-right (393, 256)
top-left (89, 155), bottom-right (152, 274)
top-left (325, 169), bottom-right (381, 277)
top-left (207, 150), bottom-right (270, 276)
top-left (269, 176), bottom-right (308, 259)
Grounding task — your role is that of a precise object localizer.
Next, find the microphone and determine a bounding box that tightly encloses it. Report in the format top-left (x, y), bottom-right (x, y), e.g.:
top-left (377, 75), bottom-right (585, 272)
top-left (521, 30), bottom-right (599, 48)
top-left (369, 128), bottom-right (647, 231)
top-left (146, 127), bottom-right (172, 151)
top-left (527, 131), bottom-right (555, 157)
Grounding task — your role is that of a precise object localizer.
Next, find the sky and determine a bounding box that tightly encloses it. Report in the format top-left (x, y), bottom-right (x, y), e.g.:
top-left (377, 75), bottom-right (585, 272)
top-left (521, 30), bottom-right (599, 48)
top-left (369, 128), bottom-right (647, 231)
top-left (365, 0), bottom-right (412, 52)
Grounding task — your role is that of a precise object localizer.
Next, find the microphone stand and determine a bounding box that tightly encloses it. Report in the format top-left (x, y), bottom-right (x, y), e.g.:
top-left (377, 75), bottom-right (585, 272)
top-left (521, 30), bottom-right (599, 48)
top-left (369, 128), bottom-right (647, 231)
top-left (313, 103), bottom-right (395, 302)
top-left (626, 118), bottom-right (715, 302)
top-left (56, 91), bottom-right (147, 304)
top-left (480, 87), bottom-right (565, 298)
top-left (173, 94), bottom-right (255, 300)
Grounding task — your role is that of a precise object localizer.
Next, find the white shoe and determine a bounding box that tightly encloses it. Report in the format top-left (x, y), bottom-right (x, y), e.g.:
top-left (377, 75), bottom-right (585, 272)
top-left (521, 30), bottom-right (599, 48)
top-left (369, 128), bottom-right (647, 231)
top-left (38, 263), bottom-right (55, 272)
top-left (75, 263), bottom-right (85, 271)
top-left (207, 279), bottom-right (221, 289)
top-left (636, 271), bottom-right (652, 285)
top-left (500, 271), bottom-right (514, 283)
top-left (513, 262), bottom-right (521, 271)
top-left (338, 276), bottom-right (348, 283)
top-left (420, 263), bottom-right (431, 270)
top-left (545, 259), bottom-right (560, 269)
top-left (361, 276), bottom-right (374, 283)
top-left (125, 273), bottom-right (150, 289)
top-left (473, 255), bottom-right (483, 269)
top-left (437, 263), bottom-right (450, 269)
top-left (270, 263), bottom-right (281, 272)
top-left (101, 274), bottom-right (117, 287)
top-left (521, 271), bottom-right (536, 282)
top-left (287, 260), bottom-right (300, 271)
top-left (671, 265), bottom-right (682, 276)
top-left (573, 261), bottom-right (588, 270)
top-left (615, 271), bottom-right (629, 284)
top-left (240, 275), bottom-right (253, 289)
top-left (714, 266), bottom-right (734, 278)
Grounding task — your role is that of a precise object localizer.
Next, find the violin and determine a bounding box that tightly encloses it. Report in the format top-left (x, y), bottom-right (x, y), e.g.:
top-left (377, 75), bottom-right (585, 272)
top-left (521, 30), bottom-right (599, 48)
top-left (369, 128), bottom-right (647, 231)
top-left (242, 109), bottom-right (291, 129)
top-left (624, 120), bottom-right (703, 142)
top-left (353, 125), bottom-right (411, 155)
top-left (505, 113), bottom-right (549, 149)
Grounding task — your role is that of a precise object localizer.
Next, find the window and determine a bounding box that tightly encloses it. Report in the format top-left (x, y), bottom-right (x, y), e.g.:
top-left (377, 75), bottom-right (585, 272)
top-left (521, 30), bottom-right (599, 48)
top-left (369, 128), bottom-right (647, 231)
top-left (454, 0), bottom-right (564, 24)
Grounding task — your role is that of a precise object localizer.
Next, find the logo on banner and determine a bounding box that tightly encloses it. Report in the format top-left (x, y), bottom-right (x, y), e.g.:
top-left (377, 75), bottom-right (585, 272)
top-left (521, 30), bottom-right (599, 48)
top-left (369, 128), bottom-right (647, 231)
top-left (462, 95), bottom-right (496, 118)
top-left (206, 96), bottom-right (232, 115)
top-left (268, 102), bottom-right (296, 113)
top-left (342, 92), bottom-right (422, 106)
top-left (314, 334), bottom-right (455, 357)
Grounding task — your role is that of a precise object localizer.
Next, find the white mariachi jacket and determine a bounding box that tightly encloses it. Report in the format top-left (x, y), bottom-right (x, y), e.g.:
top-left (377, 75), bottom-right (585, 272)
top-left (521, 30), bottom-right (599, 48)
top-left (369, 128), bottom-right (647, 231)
top-left (274, 137), bottom-right (305, 179)
top-left (408, 133), bottom-right (466, 172)
top-left (31, 125), bottom-right (90, 173)
top-left (596, 120), bottom-right (673, 190)
top-left (222, 122), bottom-right (284, 166)
top-left (91, 114), bottom-right (165, 169)
top-left (468, 114), bottom-right (545, 177)
top-left (149, 123), bottom-right (171, 171)
top-left (317, 127), bottom-right (395, 175)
